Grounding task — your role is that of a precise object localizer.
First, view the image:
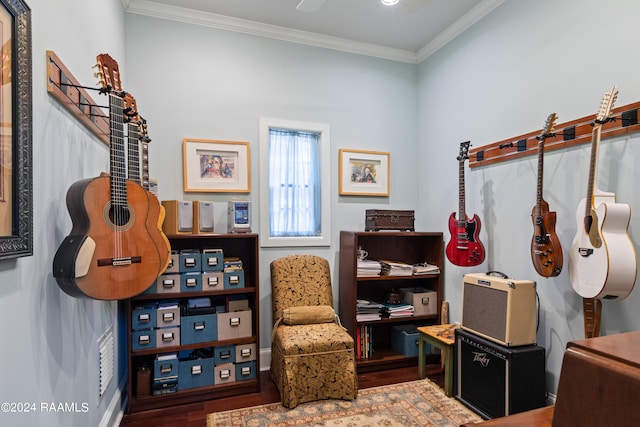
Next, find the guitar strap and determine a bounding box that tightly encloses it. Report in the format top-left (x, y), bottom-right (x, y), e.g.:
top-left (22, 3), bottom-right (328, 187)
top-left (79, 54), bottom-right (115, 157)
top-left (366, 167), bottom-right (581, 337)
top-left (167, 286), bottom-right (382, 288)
top-left (582, 298), bottom-right (602, 338)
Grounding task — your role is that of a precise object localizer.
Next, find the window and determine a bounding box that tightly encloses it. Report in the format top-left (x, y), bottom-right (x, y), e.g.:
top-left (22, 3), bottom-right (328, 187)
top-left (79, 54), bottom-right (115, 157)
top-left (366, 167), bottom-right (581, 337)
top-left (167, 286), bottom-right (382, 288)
top-left (259, 118), bottom-right (331, 247)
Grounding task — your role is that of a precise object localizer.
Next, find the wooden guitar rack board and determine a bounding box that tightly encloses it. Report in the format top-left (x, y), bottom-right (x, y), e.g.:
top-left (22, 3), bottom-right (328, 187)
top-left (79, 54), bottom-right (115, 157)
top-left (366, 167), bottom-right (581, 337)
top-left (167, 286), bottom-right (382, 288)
top-left (468, 101), bottom-right (640, 169)
top-left (46, 50), bottom-right (109, 145)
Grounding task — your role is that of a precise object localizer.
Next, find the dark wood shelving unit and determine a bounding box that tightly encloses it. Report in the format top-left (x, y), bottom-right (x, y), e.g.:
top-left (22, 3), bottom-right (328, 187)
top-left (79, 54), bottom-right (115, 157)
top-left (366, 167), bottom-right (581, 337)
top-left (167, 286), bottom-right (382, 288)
top-left (125, 233), bottom-right (260, 413)
top-left (338, 231), bottom-right (444, 372)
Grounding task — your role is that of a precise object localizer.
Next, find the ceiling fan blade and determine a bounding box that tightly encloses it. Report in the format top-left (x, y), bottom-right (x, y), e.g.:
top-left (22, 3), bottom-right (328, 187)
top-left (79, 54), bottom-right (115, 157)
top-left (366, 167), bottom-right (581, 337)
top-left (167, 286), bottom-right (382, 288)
top-left (296, 0), bottom-right (326, 13)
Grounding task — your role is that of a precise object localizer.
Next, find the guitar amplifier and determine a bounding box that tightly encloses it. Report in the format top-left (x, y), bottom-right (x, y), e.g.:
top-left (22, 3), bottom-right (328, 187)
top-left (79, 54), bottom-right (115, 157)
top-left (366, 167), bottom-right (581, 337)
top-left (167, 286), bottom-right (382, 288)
top-left (455, 328), bottom-right (546, 419)
top-left (461, 273), bottom-right (537, 347)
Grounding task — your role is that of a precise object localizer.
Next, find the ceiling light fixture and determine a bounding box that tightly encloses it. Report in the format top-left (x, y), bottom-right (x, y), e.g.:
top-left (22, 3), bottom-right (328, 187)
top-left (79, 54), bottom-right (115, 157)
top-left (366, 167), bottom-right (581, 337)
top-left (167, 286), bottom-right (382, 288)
top-left (381, 0), bottom-right (399, 5)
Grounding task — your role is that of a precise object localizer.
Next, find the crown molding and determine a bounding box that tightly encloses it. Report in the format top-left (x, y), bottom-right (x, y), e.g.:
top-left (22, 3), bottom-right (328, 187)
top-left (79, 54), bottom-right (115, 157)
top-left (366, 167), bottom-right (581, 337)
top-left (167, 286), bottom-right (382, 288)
top-left (125, 0), bottom-right (418, 63)
top-left (125, 0), bottom-right (504, 65)
top-left (416, 0), bottom-right (505, 63)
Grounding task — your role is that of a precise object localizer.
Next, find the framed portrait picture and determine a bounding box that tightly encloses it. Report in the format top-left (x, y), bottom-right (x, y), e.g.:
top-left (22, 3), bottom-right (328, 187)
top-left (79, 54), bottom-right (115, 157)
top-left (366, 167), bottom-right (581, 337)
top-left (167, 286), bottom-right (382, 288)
top-left (0, 0), bottom-right (32, 260)
top-left (339, 149), bottom-right (389, 196)
top-left (183, 139), bottom-right (250, 193)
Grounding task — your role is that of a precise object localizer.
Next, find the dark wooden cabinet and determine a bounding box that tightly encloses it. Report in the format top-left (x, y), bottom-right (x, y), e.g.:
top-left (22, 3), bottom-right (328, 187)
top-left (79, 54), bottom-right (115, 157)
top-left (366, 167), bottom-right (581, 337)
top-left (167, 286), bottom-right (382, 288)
top-left (125, 233), bottom-right (260, 413)
top-left (339, 231), bottom-right (444, 372)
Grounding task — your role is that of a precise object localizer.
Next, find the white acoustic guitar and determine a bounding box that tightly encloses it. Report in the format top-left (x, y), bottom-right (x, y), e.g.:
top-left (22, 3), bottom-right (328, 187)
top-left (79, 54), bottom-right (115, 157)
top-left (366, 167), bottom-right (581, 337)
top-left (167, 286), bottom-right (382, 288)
top-left (569, 86), bottom-right (637, 300)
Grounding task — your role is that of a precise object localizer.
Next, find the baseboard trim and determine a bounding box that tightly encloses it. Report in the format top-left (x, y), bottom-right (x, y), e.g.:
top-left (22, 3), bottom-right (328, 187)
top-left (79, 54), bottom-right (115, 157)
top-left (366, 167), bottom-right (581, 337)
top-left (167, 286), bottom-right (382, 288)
top-left (260, 347), bottom-right (271, 371)
top-left (99, 375), bottom-right (127, 427)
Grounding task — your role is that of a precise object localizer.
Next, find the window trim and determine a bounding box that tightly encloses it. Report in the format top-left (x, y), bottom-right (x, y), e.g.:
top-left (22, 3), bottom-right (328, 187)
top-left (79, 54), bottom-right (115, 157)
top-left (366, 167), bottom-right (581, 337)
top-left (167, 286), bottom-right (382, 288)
top-left (259, 117), bottom-right (331, 247)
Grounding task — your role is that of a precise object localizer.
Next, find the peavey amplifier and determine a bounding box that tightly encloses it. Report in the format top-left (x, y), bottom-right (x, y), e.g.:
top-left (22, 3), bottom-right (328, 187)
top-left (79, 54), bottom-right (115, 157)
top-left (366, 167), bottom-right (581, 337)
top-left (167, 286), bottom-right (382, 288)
top-left (461, 272), bottom-right (537, 347)
top-left (455, 328), bottom-right (546, 419)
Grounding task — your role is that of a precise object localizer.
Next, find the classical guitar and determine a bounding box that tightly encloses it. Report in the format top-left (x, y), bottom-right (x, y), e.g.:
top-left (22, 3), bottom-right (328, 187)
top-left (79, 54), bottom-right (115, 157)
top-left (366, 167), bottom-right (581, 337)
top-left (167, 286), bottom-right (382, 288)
top-left (123, 94), bottom-right (171, 275)
top-left (530, 113), bottom-right (563, 277)
top-left (52, 54), bottom-right (162, 300)
top-left (568, 86), bottom-right (637, 300)
top-left (446, 141), bottom-right (485, 266)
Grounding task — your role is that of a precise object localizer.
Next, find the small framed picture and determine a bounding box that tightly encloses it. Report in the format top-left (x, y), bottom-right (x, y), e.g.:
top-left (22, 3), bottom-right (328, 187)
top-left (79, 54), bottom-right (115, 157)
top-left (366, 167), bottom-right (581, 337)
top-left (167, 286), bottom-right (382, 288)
top-left (339, 149), bottom-right (390, 196)
top-left (183, 139), bottom-right (250, 193)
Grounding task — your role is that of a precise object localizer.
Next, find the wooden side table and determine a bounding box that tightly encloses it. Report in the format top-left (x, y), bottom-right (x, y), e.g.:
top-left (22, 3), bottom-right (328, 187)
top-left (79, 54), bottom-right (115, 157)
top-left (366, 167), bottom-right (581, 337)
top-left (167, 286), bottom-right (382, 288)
top-left (417, 324), bottom-right (459, 397)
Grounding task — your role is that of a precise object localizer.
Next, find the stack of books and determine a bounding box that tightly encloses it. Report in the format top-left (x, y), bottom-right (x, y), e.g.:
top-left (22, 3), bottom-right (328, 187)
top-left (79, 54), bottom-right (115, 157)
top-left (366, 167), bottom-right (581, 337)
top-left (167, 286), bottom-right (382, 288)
top-left (356, 325), bottom-right (373, 359)
top-left (357, 259), bottom-right (382, 277)
top-left (412, 262), bottom-right (440, 274)
top-left (379, 260), bottom-right (413, 276)
top-left (223, 257), bottom-right (243, 271)
top-left (356, 299), bottom-right (383, 321)
top-left (381, 302), bottom-right (414, 318)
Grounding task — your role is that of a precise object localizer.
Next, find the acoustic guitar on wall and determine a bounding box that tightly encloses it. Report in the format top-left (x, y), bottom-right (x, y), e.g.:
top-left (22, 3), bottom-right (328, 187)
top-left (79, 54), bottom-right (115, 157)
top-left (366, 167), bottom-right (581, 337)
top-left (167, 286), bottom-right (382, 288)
top-left (530, 113), bottom-right (563, 277)
top-left (568, 86), bottom-right (637, 300)
top-left (123, 93), bottom-right (171, 275)
top-left (52, 54), bottom-right (162, 300)
top-left (446, 141), bottom-right (485, 267)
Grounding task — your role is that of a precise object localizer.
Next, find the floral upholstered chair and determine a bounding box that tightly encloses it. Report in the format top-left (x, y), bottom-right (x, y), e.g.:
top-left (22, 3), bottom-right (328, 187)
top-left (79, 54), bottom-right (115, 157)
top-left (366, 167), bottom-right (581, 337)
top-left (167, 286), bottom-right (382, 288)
top-left (270, 254), bottom-right (358, 408)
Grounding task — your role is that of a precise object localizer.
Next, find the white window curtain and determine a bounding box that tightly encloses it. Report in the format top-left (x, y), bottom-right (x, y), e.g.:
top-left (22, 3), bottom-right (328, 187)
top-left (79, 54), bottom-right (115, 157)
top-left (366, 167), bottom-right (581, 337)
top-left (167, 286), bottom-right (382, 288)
top-left (268, 128), bottom-right (321, 237)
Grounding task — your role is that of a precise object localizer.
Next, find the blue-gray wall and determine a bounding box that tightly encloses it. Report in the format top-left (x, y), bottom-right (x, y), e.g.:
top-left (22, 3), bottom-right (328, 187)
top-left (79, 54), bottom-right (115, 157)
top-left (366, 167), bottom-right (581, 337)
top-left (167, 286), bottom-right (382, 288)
top-left (3, 1), bottom-right (640, 425)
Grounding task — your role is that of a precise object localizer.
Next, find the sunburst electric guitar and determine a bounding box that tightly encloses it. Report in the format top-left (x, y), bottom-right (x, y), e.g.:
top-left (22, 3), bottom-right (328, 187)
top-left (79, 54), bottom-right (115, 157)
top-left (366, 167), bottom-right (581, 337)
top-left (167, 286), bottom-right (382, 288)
top-left (530, 113), bottom-right (563, 277)
top-left (569, 86), bottom-right (637, 300)
top-left (52, 54), bottom-right (162, 300)
top-left (446, 141), bottom-right (485, 266)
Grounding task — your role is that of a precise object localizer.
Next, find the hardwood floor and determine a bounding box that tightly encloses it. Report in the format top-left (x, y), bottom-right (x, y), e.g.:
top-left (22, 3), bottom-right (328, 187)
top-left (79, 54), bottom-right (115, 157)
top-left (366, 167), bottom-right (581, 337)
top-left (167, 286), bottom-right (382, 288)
top-left (119, 364), bottom-right (444, 427)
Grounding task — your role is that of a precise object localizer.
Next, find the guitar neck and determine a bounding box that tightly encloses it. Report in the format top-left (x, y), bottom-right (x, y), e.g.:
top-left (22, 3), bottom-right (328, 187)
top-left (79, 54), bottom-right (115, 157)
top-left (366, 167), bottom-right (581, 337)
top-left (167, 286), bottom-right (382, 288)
top-left (535, 136), bottom-right (545, 215)
top-left (127, 121), bottom-right (141, 185)
top-left (109, 93), bottom-right (127, 208)
top-left (140, 139), bottom-right (150, 191)
top-left (584, 126), bottom-right (602, 217)
top-left (458, 158), bottom-right (466, 222)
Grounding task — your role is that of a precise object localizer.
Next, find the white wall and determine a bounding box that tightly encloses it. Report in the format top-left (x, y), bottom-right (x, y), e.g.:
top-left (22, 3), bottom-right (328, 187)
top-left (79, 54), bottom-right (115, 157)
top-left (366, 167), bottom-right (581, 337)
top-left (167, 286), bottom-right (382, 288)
top-left (0, 1), bottom-right (127, 426)
top-left (418, 0), bottom-right (640, 395)
top-left (123, 13), bottom-right (419, 348)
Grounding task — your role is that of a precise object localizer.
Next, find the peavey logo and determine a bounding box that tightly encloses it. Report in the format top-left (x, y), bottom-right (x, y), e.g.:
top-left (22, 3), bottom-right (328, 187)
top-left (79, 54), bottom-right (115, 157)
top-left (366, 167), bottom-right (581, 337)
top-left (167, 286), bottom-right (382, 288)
top-left (472, 352), bottom-right (490, 367)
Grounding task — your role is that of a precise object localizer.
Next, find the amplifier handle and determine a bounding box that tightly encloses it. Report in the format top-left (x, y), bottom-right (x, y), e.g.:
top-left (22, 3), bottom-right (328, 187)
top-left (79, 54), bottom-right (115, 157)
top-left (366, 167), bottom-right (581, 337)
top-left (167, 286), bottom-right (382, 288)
top-left (485, 270), bottom-right (508, 279)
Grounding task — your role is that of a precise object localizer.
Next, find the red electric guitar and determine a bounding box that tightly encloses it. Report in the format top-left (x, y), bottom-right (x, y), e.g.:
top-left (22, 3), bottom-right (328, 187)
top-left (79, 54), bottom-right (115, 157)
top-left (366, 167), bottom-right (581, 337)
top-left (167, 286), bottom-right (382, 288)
top-left (446, 141), bottom-right (485, 266)
top-left (530, 113), bottom-right (563, 277)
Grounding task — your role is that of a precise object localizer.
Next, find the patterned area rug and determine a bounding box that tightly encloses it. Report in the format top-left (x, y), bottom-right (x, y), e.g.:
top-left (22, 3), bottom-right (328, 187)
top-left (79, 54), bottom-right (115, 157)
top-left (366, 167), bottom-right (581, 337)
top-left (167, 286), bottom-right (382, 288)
top-left (207, 378), bottom-right (482, 426)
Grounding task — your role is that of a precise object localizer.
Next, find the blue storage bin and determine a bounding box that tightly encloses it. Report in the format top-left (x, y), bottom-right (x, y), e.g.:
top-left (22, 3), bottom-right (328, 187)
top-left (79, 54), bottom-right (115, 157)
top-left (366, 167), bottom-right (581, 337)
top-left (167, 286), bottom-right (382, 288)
top-left (178, 357), bottom-right (214, 390)
top-left (235, 361), bottom-right (256, 381)
top-left (180, 272), bottom-right (202, 292)
top-left (181, 314), bottom-right (217, 345)
top-left (223, 269), bottom-right (245, 289)
top-left (201, 249), bottom-right (224, 272)
top-left (154, 354), bottom-right (179, 380)
top-left (179, 249), bottom-right (200, 272)
top-left (132, 329), bottom-right (156, 351)
top-left (214, 345), bottom-right (236, 365)
top-left (132, 303), bottom-right (157, 330)
top-left (391, 324), bottom-right (420, 357)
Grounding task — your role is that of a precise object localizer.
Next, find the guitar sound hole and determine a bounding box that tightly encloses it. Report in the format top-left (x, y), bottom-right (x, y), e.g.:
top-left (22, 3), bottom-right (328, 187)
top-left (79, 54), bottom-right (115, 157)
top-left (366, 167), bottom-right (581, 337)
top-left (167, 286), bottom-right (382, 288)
top-left (109, 205), bottom-right (131, 227)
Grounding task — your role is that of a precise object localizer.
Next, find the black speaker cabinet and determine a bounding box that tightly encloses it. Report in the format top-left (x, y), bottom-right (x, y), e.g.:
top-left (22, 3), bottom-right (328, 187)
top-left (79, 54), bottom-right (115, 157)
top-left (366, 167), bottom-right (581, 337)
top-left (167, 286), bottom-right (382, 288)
top-left (455, 328), bottom-right (546, 419)
top-left (461, 273), bottom-right (537, 347)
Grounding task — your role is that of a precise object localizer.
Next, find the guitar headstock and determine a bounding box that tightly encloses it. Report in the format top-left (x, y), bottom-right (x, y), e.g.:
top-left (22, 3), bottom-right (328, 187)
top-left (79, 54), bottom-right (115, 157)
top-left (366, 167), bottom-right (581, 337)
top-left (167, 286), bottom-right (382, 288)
top-left (122, 92), bottom-right (139, 123)
top-left (139, 117), bottom-right (151, 143)
top-left (540, 113), bottom-right (557, 139)
top-left (457, 141), bottom-right (471, 161)
top-left (595, 86), bottom-right (618, 124)
top-left (95, 53), bottom-right (123, 94)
